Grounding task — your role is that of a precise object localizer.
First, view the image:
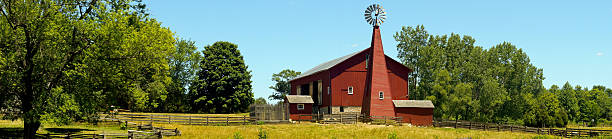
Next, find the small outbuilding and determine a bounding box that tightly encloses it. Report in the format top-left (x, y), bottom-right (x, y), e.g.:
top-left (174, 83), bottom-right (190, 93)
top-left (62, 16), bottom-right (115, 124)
top-left (285, 95), bottom-right (314, 120)
top-left (392, 100), bottom-right (434, 126)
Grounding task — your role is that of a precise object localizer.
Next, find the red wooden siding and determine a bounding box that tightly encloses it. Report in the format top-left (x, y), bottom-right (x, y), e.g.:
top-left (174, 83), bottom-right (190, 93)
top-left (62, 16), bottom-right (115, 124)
top-left (288, 103), bottom-right (313, 120)
top-left (289, 71), bottom-right (330, 107)
top-left (386, 56), bottom-right (411, 100)
top-left (364, 26), bottom-right (395, 117)
top-left (394, 107), bottom-right (433, 126)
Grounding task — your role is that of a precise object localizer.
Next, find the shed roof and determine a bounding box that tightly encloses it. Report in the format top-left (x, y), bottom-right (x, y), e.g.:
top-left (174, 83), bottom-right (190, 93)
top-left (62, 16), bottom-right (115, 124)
top-left (392, 100), bottom-right (434, 108)
top-left (285, 95), bottom-right (314, 103)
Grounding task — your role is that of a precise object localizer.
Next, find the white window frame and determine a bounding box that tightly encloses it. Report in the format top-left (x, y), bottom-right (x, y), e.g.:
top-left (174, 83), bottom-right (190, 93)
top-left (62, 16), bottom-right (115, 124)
top-left (297, 104), bottom-right (304, 110)
top-left (348, 86), bottom-right (354, 95)
top-left (379, 91), bottom-right (384, 100)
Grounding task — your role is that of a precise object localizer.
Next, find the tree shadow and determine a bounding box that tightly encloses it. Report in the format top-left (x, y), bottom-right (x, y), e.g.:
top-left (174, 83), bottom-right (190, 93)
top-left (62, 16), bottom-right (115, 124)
top-left (44, 128), bottom-right (94, 134)
top-left (0, 128), bottom-right (24, 138)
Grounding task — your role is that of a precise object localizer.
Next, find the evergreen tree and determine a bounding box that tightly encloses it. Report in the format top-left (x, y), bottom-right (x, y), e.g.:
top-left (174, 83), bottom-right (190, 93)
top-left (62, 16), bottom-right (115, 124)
top-left (190, 41), bottom-right (254, 113)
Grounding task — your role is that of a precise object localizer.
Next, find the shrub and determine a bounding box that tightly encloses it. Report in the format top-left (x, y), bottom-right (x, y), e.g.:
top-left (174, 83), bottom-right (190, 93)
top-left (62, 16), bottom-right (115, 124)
top-left (119, 122), bottom-right (127, 130)
top-left (257, 121), bottom-right (265, 125)
top-left (257, 129), bottom-right (268, 139)
top-left (387, 131), bottom-right (398, 139)
top-left (233, 132), bottom-right (243, 139)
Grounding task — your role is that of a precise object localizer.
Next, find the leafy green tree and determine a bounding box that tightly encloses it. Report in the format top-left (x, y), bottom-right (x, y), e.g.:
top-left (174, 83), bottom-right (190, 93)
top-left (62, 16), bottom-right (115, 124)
top-left (526, 91), bottom-right (567, 127)
top-left (448, 82), bottom-right (473, 121)
top-left (189, 41), bottom-right (254, 113)
top-left (268, 69), bottom-right (301, 101)
top-left (0, 0), bottom-right (173, 137)
top-left (559, 82), bottom-right (580, 122)
top-left (160, 38), bottom-right (202, 112)
top-left (394, 25), bottom-right (544, 124)
top-left (255, 97), bottom-right (268, 105)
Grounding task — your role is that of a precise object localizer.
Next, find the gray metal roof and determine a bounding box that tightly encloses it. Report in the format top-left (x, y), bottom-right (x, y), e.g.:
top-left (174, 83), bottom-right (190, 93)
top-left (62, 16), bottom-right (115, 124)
top-left (392, 100), bottom-right (435, 108)
top-left (285, 95), bottom-right (314, 103)
top-left (291, 50), bottom-right (363, 81)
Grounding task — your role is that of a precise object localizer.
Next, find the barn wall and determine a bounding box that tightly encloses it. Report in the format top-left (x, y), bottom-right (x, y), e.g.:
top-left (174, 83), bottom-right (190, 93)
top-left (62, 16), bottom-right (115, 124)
top-left (394, 107), bottom-right (433, 126)
top-left (288, 103), bottom-right (313, 120)
top-left (385, 56), bottom-right (411, 100)
top-left (329, 48), bottom-right (370, 107)
top-left (290, 71), bottom-right (330, 107)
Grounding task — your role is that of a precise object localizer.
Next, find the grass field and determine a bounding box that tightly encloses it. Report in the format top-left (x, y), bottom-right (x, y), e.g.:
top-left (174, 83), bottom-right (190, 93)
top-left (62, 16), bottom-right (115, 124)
top-left (1, 119), bottom-right (563, 138)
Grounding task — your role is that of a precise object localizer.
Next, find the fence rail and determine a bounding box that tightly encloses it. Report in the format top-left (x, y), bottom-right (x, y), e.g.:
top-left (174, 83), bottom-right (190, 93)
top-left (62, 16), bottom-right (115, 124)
top-left (433, 120), bottom-right (612, 138)
top-left (294, 114), bottom-right (403, 125)
top-left (100, 113), bottom-right (254, 126)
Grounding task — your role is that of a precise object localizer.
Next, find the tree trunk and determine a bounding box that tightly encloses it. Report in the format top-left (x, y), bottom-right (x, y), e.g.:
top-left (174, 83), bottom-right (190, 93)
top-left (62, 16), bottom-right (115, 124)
top-left (22, 26), bottom-right (41, 139)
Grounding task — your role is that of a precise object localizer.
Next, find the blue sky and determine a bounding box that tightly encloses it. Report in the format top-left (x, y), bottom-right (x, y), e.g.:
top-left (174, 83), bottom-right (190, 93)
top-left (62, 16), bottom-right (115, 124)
top-left (145, 0), bottom-right (611, 101)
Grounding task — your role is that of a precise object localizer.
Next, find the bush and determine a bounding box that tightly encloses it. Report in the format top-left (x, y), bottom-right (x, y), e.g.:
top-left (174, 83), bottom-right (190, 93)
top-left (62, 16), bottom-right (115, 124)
top-left (387, 131), bottom-right (398, 139)
top-left (257, 129), bottom-right (268, 139)
top-left (119, 122), bottom-right (127, 130)
top-left (233, 132), bottom-right (243, 139)
top-left (257, 121), bottom-right (265, 125)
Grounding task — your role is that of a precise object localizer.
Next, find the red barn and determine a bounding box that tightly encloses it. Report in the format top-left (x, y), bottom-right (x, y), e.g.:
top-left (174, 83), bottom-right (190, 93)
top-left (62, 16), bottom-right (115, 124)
top-left (286, 26), bottom-right (434, 125)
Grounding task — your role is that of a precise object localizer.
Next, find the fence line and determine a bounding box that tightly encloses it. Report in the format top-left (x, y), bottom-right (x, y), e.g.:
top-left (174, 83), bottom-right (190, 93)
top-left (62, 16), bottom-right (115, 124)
top-left (294, 114), bottom-right (403, 126)
top-left (100, 113), bottom-right (255, 126)
top-left (433, 120), bottom-right (612, 138)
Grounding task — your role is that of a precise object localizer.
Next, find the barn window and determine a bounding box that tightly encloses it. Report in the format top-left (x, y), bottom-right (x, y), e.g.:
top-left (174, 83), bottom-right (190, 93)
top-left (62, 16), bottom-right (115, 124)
top-left (340, 106), bottom-right (344, 112)
top-left (348, 86), bottom-right (354, 95)
top-left (297, 104), bottom-right (304, 110)
top-left (379, 91), bottom-right (384, 100)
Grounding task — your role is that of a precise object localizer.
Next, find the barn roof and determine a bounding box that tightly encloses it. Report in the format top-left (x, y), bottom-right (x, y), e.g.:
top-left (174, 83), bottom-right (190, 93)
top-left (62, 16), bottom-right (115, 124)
top-left (290, 48), bottom-right (411, 82)
top-left (392, 100), bottom-right (435, 108)
top-left (291, 50), bottom-right (363, 81)
top-left (285, 95), bottom-right (314, 103)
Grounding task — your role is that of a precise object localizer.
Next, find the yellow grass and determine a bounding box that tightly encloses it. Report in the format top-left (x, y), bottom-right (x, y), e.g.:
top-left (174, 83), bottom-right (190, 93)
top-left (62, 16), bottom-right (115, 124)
top-left (0, 119), bottom-right (124, 134)
top-left (156, 123), bottom-right (556, 139)
top-left (118, 112), bottom-right (248, 117)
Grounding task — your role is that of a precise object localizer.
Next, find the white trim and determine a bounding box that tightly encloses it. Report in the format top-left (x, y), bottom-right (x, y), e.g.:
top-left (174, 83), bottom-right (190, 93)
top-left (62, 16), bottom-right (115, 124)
top-left (348, 86), bottom-right (354, 95)
top-left (297, 104), bottom-right (305, 110)
top-left (379, 91), bottom-right (384, 100)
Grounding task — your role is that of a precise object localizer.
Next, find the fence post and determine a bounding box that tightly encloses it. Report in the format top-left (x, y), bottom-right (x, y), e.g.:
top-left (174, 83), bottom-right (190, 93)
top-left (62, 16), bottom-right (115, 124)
top-left (189, 116), bottom-right (192, 125)
top-left (497, 124), bottom-right (500, 132)
top-left (206, 116), bottom-right (209, 125)
top-left (340, 114), bottom-right (343, 123)
top-left (243, 115), bottom-right (246, 125)
top-left (169, 115), bottom-right (171, 124)
top-left (226, 117), bottom-right (229, 125)
top-left (150, 114), bottom-right (153, 123)
top-left (510, 125), bottom-right (513, 132)
top-left (384, 116), bottom-right (387, 126)
top-left (454, 120), bottom-right (457, 128)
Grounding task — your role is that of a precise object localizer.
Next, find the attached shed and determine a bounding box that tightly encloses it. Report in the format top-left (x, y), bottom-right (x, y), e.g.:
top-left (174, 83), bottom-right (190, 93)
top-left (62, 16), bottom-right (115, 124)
top-left (393, 100), bottom-right (434, 126)
top-left (285, 95), bottom-right (314, 120)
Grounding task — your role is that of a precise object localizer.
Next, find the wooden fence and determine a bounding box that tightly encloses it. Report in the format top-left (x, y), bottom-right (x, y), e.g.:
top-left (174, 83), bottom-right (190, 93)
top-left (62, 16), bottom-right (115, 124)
top-left (434, 120), bottom-right (612, 138)
top-left (295, 114), bottom-right (403, 125)
top-left (101, 113), bottom-right (254, 126)
top-left (249, 104), bottom-right (289, 122)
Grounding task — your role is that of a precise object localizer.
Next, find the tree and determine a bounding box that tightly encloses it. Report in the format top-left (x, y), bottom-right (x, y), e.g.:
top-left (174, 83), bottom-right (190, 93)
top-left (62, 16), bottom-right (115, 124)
top-left (268, 69), bottom-right (301, 101)
top-left (255, 97), bottom-right (268, 105)
top-left (160, 38), bottom-right (202, 112)
top-left (526, 91), bottom-right (567, 127)
top-left (394, 25), bottom-right (544, 124)
top-left (189, 41), bottom-right (254, 113)
top-left (559, 82), bottom-right (580, 122)
top-left (0, 0), bottom-right (174, 137)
